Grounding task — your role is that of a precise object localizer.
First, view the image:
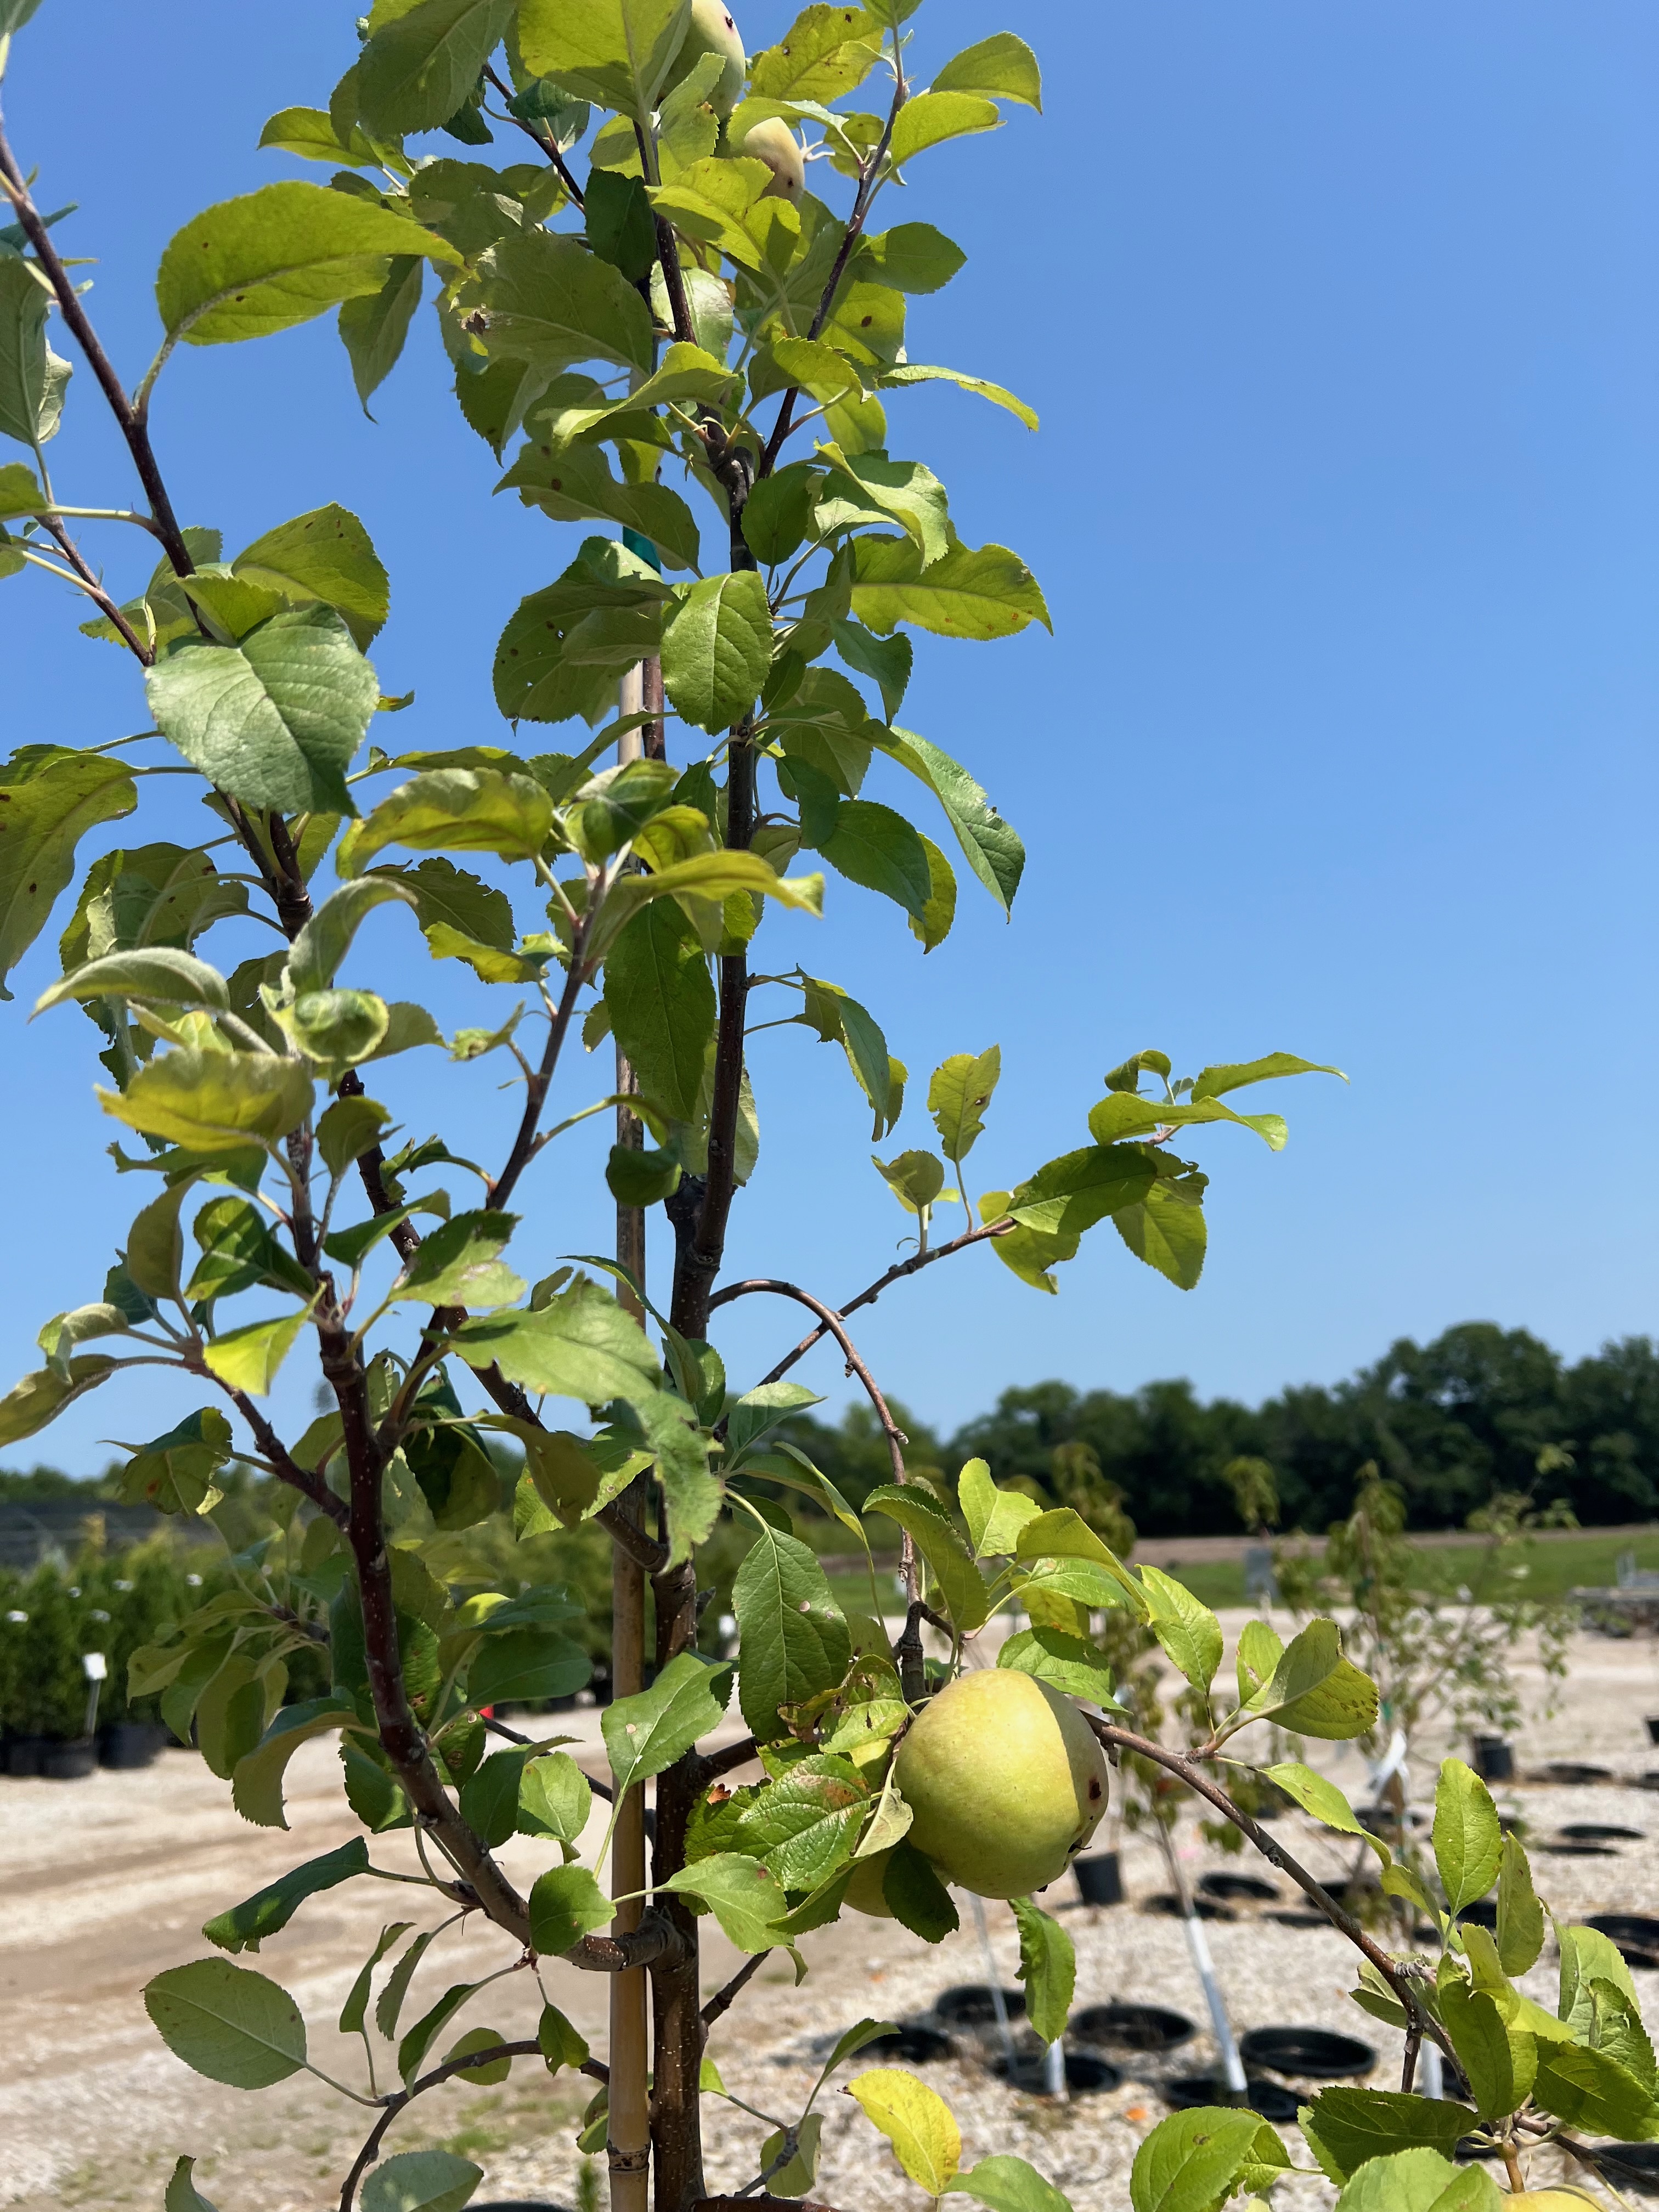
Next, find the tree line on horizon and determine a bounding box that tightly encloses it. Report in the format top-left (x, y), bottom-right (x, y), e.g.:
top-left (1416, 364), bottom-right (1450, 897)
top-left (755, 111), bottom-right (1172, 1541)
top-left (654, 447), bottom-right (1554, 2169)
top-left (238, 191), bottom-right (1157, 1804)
top-left (5, 1319), bottom-right (1657, 1542)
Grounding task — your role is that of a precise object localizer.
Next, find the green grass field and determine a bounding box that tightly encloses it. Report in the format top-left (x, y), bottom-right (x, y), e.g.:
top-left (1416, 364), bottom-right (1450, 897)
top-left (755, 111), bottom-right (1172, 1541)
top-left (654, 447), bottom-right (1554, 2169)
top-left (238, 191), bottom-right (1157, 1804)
top-left (1161, 1529), bottom-right (1659, 1610)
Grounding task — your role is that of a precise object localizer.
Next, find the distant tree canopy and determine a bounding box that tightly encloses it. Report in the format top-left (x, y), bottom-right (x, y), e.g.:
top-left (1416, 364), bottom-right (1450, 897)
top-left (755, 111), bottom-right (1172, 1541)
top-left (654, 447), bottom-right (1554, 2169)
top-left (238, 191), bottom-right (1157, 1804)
top-left (10, 1323), bottom-right (1659, 1541)
top-left (778, 1324), bottom-right (1659, 1538)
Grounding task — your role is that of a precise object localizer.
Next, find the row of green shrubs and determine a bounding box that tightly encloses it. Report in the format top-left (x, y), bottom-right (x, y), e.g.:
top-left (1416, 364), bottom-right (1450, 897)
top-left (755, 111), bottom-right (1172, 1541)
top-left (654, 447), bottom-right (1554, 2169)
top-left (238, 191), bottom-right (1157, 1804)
top-left (0, 1537), bottom-right (228, 1742)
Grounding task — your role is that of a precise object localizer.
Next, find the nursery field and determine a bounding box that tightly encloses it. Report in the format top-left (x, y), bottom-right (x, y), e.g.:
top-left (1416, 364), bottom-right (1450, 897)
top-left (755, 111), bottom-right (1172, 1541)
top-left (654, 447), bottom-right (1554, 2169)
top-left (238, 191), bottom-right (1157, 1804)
top-left (9, 1610), bottom-right (1659, 2212)
top-left (1153, 1526), bottom-right (1659, 1610)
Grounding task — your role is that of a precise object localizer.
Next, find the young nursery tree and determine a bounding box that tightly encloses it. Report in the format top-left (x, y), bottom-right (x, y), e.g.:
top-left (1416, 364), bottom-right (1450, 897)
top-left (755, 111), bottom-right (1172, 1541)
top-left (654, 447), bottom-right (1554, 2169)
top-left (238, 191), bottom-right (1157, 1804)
top-left (3, 5), bottom-right (1639, 2210)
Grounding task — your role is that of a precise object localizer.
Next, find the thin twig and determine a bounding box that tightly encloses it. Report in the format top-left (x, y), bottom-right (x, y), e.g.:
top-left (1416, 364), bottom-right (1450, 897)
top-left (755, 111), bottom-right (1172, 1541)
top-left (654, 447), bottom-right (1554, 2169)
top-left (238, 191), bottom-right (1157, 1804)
top-left (489, 932), bottom-right (591, 1212)
top-left (701, 1949), bottom-right (770, 2029)
top-left (1087, 1717), bottom-right (1453, 2066)
top-left (482, 65), bottom-right (585, 206)
top-left (0, 119), bottom-right (196, 575)
top-left (35, 515), bottom-right (152, 661)
top-left (709, 1280), bottom-right (906, 1486)
top-left (710, 1221), bottom-right (1014, 1389)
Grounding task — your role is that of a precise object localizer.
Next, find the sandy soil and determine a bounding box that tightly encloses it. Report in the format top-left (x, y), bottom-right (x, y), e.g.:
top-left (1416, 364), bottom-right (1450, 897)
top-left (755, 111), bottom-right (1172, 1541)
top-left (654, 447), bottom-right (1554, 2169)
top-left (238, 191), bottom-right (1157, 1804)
top-left (7, 1616), bottom-right (1659, 2211)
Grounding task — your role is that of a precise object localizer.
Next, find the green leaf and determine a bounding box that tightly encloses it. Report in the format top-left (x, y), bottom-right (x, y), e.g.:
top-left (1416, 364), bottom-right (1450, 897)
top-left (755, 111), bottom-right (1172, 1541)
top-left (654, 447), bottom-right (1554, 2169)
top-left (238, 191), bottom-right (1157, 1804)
top-left (164, 2157), bottom-right (222, 2212)
top-left (1189, 1052), bottom-right (1346, 1102)
top-left (1299, 2088), bottom-right (1474, 2186)
top-left (959, 1458), bottom-right (1042, 1558)
top-left (0, 254), bottom-right (67, 449)
top-left (359, 2148), bottom-right (483, 2212)
top-left (155, 181), bottom-right (459, 346)
top-left (457, 1746), bottom-right (529, 1848)
top-left (931, 32), bottom-right (1042, 109)
top-left (1128, 2109), bottom-right (1262, 2212)
top-left (146, 608), bottom-right (378, 816)
top-left (1113, 1167), bottom-right (1208, 1290)
top-left (516, 0), bottom-right (692, 119)
top-left (603, 898), bottom-right (716, 1121)
top-left (1496, 1832), bottom-right (1544, 1976)
top-left (528, 1862), bottom-right (613, 1957)
top-left (855, 222), bottom-right (966, 295)
top-left (1531, 2039), bottom-right (1659, 2141)
top-left (862, 1484), bottom-right (991, 1632)
top-left (338, 768), bottom-right (552, 872)
top-left (203, 1837), bottom-right (369, 1953)
top-left (234, 504), bottom-right (391, 650)
top-left (604, 1649), bottom-right (733, 1795)
top-left (661, 571), bottom-right (773, 732)
top-left (816, 444), bottom-right (951, 566)
top-left (1010, 1896), bottom-right (1074, 2045)
top-left (851, 534), bottom-right (1048, 640)
top-left (748, 5), bottom-right (882, 100)
top-left (1239, 1617), bottom-right (1378, 1741)
top-left (663, 1852), bottom-right (788, 1953)
top-left (286, 875), bottom-right (416, 995)
top-left (395, 1208), bottom-right (526, 1310)
top-left (257, 104), bottom-right (389, 167)
top-left (811, 797), bottom-right (932, 922)
top-left (98, 1048), bottom-right (312, 1154)
top-left (476, 222), bottom-right (654, 377)
top-left (469, 1628), bottom-right (590, 1706)
top-left (356, 0), bottom-right (517, 136)
top-left (736, 1758), bottom-right (868, 1889)
top-left (0, 749), bottom-right (136, 1000)
top-left (398, 1980), bottom-right (483, 2083)
top-left (340, 254), bottom-right (425, 410)
top-left (889, 89), bottom-right (1000, 166)
top-left (732, 1522), bottom-right (851, 1742)
top-left (881, 362), bottom-right (1036, 433)
top-left (36, 945), bottom-right (232, 1018)
top-left (871, 1148), bottom-right (946, 1216)
top-left (929, 1046), bottom-right (1000, 1169)
top-left (1014, 1508), bottom-right (1149, 1612)
top-left (944, 2156), bottom-right (1072, 2212)
top-left (0, 457), bottom-right (43, 517)
top-left (1558, 1921), bottom-right (1639, 2033)
top-left (847, 2068), bottom-right (961, 2195)
top-left (202, 1305), bottom-right (313, 1396)
top-left (520, 1749), bottom-right (594, 1843)
top-left (998, 1627), bottom-right (1122, 1709)
top-left (453, 1278), bottom-right (660, 1404)
top-left (588, 848), bottom-right (823, 957)
top-left (117, 1407), bottom-right (236, 1516)
top-left (538, 2000), bottom-right (591, 2073)
top-left (1328, 2148), bottom-right (1465, 2212)
top-left (1259, 1762), bottom-right (1376, 1849)
top-left (1438, 1978), bottom-right (1534, 2123)
top-left (501, 436), bottom-right (702, 573)
top-left (1007, 1144), bottom-right (1156, 1239)
top-left (1433, 1759), bottom-right (1503, 1913)
top-left (144, 1958), bottom-right (308, 2088)
top-left (1137, 1564), bottom-right (1223, 1694)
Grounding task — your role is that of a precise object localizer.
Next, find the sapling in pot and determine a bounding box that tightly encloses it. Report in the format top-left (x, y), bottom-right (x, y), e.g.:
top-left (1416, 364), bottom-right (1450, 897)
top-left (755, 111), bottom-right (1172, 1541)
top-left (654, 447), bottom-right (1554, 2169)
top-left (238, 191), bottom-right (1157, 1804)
top-left (1, 2), bottom-right (1644, 2207)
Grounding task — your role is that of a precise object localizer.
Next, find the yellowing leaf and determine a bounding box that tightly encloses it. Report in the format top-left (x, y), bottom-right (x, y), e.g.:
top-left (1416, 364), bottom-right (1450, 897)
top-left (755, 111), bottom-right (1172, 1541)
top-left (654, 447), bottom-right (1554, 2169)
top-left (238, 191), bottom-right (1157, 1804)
top-left (847, 2066), bottom-right (961, 2196)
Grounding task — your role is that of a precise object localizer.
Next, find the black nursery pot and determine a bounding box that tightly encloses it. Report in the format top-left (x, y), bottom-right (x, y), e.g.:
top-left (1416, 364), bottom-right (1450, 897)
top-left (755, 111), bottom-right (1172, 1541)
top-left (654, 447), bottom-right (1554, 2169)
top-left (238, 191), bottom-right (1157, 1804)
top-left (1592, 2144), bottom-right (1659, 2196)
top-left (1070, 2002), bottom-right (1197, 2053)
top-left (3, 1736), bottom-right (45, 1778)
top-left (933, 1984), bottom-right (1026, 2026)
top-left (996, 2049), bottom-right (1120, 2095)
top-left (1165, 2074), bottom-right (1301, 2124)
top-left (1471, 1735), bottom-right (1515, 1782)
top-left (1546, 1762), bottom-right (1612, 1786)
top-left (1588, 1914), bottom-right (1659, 1968)
top-left (1239, 2026), bottom-right (1376, 2081)
top-left (864, 2025), bottom-right (952, 2065)
top-left (99, 1722), bottom-right (161, 1770)
top-left (42, 1737), bottom-right (96, 1780)
top-left (1199, 1872), bottom-right (1279, 1906)
top-left (1646, 1717), bottom-right (1659, 1747)
top-left (1073, 1851), bottom-right (1124, 1906)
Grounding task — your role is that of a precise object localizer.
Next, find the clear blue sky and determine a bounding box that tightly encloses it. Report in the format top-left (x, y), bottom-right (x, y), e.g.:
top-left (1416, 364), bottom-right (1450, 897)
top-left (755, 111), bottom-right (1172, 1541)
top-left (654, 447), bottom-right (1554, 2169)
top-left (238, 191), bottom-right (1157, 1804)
top-left (1, 1), bottom-right (1655, 1474)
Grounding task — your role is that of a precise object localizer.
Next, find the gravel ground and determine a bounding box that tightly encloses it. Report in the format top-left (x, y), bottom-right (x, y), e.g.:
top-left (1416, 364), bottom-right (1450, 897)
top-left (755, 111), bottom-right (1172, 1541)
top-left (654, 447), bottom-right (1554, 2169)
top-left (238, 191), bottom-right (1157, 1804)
top-left (9, 1611), bottom-right (1659, 2210)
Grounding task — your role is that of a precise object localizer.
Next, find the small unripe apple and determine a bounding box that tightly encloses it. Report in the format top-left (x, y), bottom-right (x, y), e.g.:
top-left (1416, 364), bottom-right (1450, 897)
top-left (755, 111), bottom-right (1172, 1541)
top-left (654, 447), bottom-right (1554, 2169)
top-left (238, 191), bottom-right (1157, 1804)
top-left (843, 1848), bottom-right (896, 1917)
top-left (729, 114), bottom-right (804, 202)
top-left (661, 0), bottom-right (746, 119)
top-left (895, 1671), bottom-right (1110, 1900)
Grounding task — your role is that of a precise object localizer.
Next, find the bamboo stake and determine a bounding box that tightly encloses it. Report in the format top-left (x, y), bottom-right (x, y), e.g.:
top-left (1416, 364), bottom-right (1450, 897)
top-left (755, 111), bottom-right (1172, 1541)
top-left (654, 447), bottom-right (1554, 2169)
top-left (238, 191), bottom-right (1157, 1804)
top-left (608, 661), bottom-right (652, 2212)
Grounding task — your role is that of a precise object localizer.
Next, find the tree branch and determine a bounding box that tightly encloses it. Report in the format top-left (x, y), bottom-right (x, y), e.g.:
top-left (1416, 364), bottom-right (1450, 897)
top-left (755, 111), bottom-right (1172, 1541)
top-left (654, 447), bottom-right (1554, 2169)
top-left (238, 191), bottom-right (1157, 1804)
top-left (757, 55), bottom-right (907, 481)
top-left (0, 117), bottom-right (196, 577)
top-left (35, 514), bottom-right (153, 661)
top-left (488, 929), bottom-right (591, 1212)
top-left (1086, 1717), bottom-right (1453, 2065)
top-left (701, 1734), bottom-right (760, 1781)
top-left (710, 1220), bottom-right (1013, 1389)
top-left (214, 1379), bottom-right (349, 1528)
top-left (710, 1279), bottom-right (906, 1484)
top-left (482, 65), bottom-right (586, 207)
top-left (700, 1948), bottom-right (769, 2029)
